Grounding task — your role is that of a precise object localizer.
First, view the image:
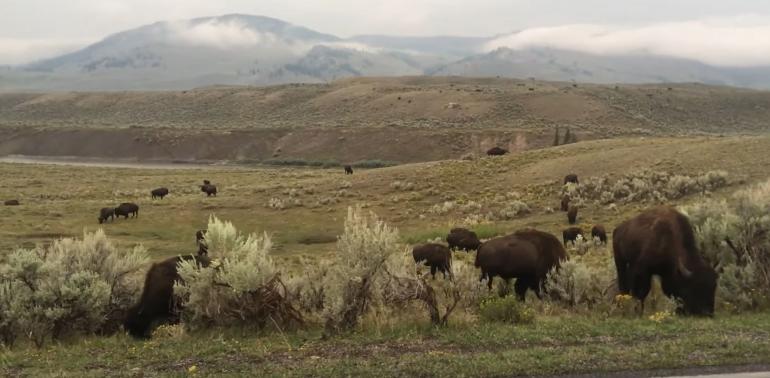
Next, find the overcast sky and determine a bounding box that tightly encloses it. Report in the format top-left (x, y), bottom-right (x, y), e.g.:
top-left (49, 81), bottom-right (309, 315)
top-left (3, 0), bottom-right (770, 65)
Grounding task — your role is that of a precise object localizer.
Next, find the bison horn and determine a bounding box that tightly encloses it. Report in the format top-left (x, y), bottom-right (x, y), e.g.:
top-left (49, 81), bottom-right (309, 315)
top-left (677, 258), bottom-right (692, 278)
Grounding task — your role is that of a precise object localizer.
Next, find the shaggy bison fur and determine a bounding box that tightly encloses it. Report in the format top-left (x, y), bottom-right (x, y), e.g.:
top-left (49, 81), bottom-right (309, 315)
top-left (612, 206), bottom-right (718, 316)
top-left (562, 227), bottom-right (584, 246)
top-left (98, 207), bottom-right (115, 224)
top-left (567, 206), bottom-right (578, 224)
top-left (446, 227), bottom-right (481, 251)
top-left (486, 147), bottom-right (508, 156)
top-left (412, 243), bottom-right (452, 279)
top-left (591, 224), bottom-right (607, 244)
top-left (151, 187), bottom-right (169, 199)
top-left (475, 229), bottom-right (566, 300)
top-left (114, 202), bottom-right (139, 219)
top-left (124, 254), bottom-right (210, 338)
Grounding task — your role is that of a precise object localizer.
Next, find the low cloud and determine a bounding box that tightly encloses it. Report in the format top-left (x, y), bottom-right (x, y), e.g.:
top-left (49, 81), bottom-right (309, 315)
top-left (485, 17), bottom-right (770, 67)
top-left (0, 38), bottom-right (92, 65)
top-left (166, 19), bottom-right (279, 48)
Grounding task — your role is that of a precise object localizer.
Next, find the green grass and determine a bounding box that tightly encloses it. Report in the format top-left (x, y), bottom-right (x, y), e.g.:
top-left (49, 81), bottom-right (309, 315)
top-left (3, 313), bottom-right (769, 377)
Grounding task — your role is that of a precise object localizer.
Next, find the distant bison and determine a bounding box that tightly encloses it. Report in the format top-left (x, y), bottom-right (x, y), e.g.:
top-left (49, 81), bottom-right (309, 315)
top-left (475, 229), bottom-right (566, 299)
top-left (114, 202), bottom-right (139, 219)
top-left (612, 206), bottom-right (718, 316)
top-left (486, 147), bottom-right (508, 156)
top-left (412, 243), bottom-right (452, 279)
top-left (3, 200), bottom-right (19, 206)
top-left (201, 184), bottom-right (217, 197)
top-left (446, 227), bottom-right (481, 252)
top-left (560, 195), bottom-right (570, 211)
top-left (564, 174), bottom-right (579, 185)
top-left (567, 206), bottom-right (578, 224)
top-left (203, 180), bottom-right (211, 185)
top-left (195, 229), bottom-right (208, 256)
top-left (124, 254), bottom-right (211, 338)
top-left (344, 165), bottom-right (353, 175)
top-left (562, 227), bottom-right (584, 246)
top-left (151, 187), bottom-right (169, 199)
top-left (591, 224), bottom-right (607, 244)
top-left (98, 207), bottom-right (115, 224)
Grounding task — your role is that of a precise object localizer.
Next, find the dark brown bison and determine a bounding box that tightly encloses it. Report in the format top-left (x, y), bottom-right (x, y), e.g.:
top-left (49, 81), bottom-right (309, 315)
top-left (151, 187), bottom-right (169, 199)
top-left (562, 227), bottom-right (584, 246)
top-left (486, 147), bottom-right (508, 156)
top-left (201, 184), bottom-right (217, 197)
top-left (591, 224), bottom-right (607, 244)
top-left (114, 203), bottom-right (139, 219)
top-left (124, 254), bottom-right (210, 338)
top-left (446, 228), bottom-right (481, 251)
top-left (412, 244), bottom-right (452, 279)
top-left (564, 174), bottom-right (579, 184)
top-left (195, 230), bottom-right (208, 256)
top-left (4, 199), bottom-right (19, 206)
top-left (475, 229), bottom-right (566, 300)
top-left (203, 180), bottom-right (211, 185)
top-left (567, 206), bottom-right (578, 224)
top-left (612, 206), bottom-right (718, 316)
top-left (98, 207), bottom-right (115, 224)
top-left (344, 165), bottom-right (353, 175)
top-left (560, 195), bottom-right (570, 211)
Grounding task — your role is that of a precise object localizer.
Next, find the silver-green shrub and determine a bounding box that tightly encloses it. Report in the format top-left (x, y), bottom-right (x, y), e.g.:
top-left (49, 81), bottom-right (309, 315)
top-left (0, 230), bottom-right (148, 347)
top-left (545, 250), bottom-right (616, 309)
top-left (175, 216), bottom-right (302, 330)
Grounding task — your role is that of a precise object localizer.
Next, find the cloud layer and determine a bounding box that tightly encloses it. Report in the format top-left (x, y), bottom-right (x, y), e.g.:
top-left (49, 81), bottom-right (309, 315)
top-left (485, 17), bottom-right (770, 67)
top-left (0, 38), bottom-right (93, 65)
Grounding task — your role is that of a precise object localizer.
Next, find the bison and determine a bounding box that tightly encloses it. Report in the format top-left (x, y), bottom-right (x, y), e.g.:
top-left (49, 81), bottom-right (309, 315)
top-left (114, 202), bottom-right (139, 219)
top-left (412, 244), bottom-right (452, 279)
top-left (195, 229), bottom-right (208, 256)
top-left (486, 147), bottom-right (508, 156)
top-left (591, 224), bottom-right (607, 244)
top-left (560, 195), bottom-right (570, 212)
top-left (201, 184), bottom-right (217, 197)
top-left (3, 199), bottom-right (19, 206)
top-left (446, 227), bottom-right (481, 252)
top-left (612, 206), bottom-right (718, 316)
top-left (564, 174), bottom-right (579, 185)
top-left (562, 227), bottom-right (584, 246)
top-left (475, 229), bottom-right (566, 300)
top-left (124, 254), bottom-right (211, 338)
top-left (98, 207), bottom-right (115, 224)
top-left (567, 206), bottom-right (578, 224)
top-left (151, 187), bottom-right (169, 199)
top-left (344, 165), bottom-right (353, 175)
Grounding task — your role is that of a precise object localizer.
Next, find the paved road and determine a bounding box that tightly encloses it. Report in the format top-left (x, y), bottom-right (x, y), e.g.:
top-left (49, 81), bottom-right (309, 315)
top-left (661, 373), bottom-right (770, 378)
top-left (548, 365), bottom-right (770, 378)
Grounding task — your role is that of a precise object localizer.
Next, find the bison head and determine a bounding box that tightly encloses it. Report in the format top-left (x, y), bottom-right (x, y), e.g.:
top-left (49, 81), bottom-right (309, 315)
top-left (676, 262), bottom-right (718, 316)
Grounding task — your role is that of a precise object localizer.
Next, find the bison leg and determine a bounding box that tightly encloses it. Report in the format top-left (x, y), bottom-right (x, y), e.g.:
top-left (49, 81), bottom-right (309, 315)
top-left (430, 265), bottom-right (437, 279)
top-left (514, 278), bottom-right (530, 301)
top-left (630, 267), bottom-right (652, 316)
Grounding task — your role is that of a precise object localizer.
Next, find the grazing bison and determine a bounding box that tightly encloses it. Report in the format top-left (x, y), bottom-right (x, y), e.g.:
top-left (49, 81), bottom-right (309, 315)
top-left (344, 165), bottom-right (353, 175)
top-left (3, 199), bottom-right (19, 206)
top-left (201, 184), bottom-right (217, 197)
top-left (114, 203), bottom-right (139, 219)
top-left (564, 174), bottom-right (579, 185)
top-left (567, 206), bottom-right (578, 224)
top-left (591, 224), bottom-right (607, 244)
top-left (612, 206), bottom-right (718, 316)
top-left (203, 180), bottom-right (211, 185)
top-left (124, 255), bottom-right (211, 338)
top-left (151, 187), bottom-right (169, 199)
top-left (560, 195), bottom-right (570, 211)
top-left (446, 228), bottom-right (481, 252)
top-left (195, 229), bottom-right (208, 256)
top-left (98, 207), bottom-right (115, 224)
top-left (475, 229), bottom-right (566, 300)
top-left (562, 227), bottom-right (584, 246)
top-left (486, 147), bottom-right (508, 156)
top-left (412, 244), bottom-right (452, 279)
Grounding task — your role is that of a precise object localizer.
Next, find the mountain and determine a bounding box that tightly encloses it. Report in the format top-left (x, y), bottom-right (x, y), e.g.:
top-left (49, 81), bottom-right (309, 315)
top-left (3, 14), bottom-right (770, 91)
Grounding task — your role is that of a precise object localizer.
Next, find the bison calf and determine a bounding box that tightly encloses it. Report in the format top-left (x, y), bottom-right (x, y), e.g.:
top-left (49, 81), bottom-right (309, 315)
top-left (114, 202), bottom-right (139, 219)
top-left (567, 206), bottom-right (578, 224)
top-left (151, 187), bottom-right (169, 199)
top-left (562, 227), bottom-right (584, 246)
top-left (412, 244), bottom-right (452, 279)
top-left (591, 224), bottom-right (607, 244)
top-left (446, 227), bottom-right (481, 252)
top-left (98, 207), bottom-right (115, 224)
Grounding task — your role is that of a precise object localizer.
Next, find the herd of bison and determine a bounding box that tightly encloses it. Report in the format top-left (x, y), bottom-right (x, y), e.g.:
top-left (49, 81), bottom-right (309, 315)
top-left (118, 169), bottom-right (719, 338)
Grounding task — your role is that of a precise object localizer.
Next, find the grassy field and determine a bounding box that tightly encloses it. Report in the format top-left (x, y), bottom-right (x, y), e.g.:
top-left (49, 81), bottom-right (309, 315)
top-left (2, 135), bottom-right (770, 376)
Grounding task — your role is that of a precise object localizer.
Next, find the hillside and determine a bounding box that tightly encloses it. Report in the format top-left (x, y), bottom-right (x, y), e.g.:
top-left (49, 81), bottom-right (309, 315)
top-left (4, 14), bottom-right (770, 91)
top-left (1, 77), bottom-right (770, 164)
